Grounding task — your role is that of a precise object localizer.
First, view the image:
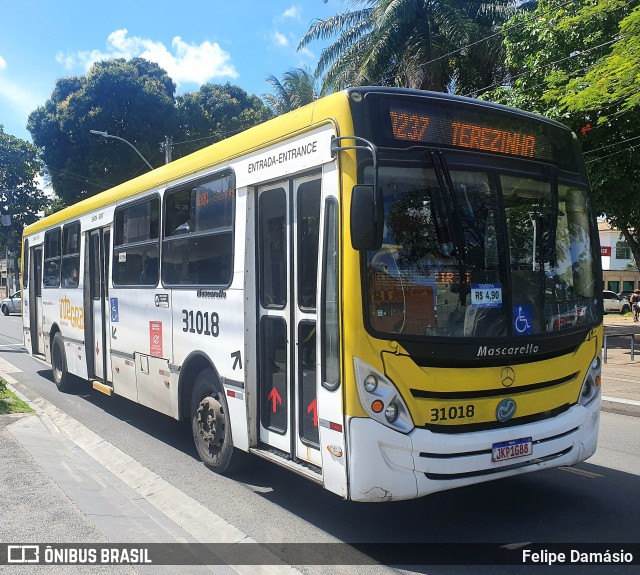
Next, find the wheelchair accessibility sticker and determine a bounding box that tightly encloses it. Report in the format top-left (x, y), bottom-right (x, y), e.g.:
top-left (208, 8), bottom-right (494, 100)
top-left (110, 298), bottom-right (119, 322)
top-left (513, 304), bottom-right (533, 335)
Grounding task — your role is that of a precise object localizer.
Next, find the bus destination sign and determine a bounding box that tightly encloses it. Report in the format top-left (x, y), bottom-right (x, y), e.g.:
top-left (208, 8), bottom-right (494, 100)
top-left (386, 103), bottom-right (554, 162)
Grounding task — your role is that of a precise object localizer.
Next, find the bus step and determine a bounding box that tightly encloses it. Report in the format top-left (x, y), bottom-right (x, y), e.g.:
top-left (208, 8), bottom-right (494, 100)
top-left (249, 447), bottom-right (323, 484)
top-left (92, 380), bottom-right (113, 396)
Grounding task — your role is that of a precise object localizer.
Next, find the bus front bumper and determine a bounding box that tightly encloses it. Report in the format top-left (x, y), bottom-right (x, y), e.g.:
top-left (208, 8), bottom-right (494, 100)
top-left (346, 396), bottom-right (600, 502)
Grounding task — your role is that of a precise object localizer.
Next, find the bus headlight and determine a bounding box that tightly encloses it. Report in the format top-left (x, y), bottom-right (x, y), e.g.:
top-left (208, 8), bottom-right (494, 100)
top-left (364, 375), bottom-right (378, 393)
top-left (353, 358), bottom-right (414, 433)
top-left (384, 402), bottom-right (399, 423)
top-left (578, 353), bottom-right (602, 407)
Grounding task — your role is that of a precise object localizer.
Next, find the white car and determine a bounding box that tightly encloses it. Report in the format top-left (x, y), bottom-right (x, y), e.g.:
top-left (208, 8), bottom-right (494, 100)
top-left (1, 290), bottom-right (21, 316)
top-left (602, 290), bottom-right (631, 314)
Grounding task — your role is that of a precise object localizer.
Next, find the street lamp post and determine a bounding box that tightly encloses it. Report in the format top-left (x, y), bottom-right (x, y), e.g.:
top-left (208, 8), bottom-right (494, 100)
top-left (89, 130), bottom-right (154, 170)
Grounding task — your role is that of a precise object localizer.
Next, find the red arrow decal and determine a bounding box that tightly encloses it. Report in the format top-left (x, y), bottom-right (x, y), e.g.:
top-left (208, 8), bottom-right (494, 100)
top-left (307, 398), bottom-right (318, 427)
top-left (267, 387), bottom-right (282, 413)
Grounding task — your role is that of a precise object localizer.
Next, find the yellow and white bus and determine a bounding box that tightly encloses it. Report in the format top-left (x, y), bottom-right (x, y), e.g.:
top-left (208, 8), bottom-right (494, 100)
top-left (22, 87), bottom-right (603, 501)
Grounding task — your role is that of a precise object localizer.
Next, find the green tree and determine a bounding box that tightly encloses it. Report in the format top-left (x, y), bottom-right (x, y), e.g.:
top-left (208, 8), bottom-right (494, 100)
top-left (264, 68), bottom-right (319, 115)
top-left (175, 83), bottom-right (272, 156)
top-left (486, 0), bottom-right (640, 268)
top-left (298, 0), bottom-right (525, 94)
top-left (0, 126), bottom-right (47, 230)
top-left (28, 58), bottom-right (178, 205)
top-left (0, 125), bottom-right (48, 290)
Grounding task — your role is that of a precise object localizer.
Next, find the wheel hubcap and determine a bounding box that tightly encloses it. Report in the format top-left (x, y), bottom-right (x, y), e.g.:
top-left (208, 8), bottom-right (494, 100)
top-left (196, 395), bottom-right (225, 453)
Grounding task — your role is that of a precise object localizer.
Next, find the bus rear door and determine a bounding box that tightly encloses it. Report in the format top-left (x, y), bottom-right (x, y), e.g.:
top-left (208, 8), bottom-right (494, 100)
top-left (29, 245), bottom-right (45, 355)
top-left (86, 227), bottom-right (112, 385)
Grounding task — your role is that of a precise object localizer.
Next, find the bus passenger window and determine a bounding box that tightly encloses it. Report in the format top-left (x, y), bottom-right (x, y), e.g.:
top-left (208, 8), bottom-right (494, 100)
top-left (43, 228), bottom-right (61, 288)
top-left (61, 221), bottom-right (80, 288)
top-left (163, 170), bottom-right (235, 287)
top-left (113, 197), bottom-right (160, 286)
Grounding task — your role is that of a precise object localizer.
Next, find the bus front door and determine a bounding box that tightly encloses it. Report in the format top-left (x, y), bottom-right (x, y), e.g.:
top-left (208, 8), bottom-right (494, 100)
top-left (257, 174), bottom-right (322, 468)
top-left (86, 227), bottom-right (112, 384)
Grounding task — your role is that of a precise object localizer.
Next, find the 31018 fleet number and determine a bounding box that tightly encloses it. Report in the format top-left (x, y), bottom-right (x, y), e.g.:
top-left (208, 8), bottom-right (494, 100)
top-left (430, 404), bottom-right (476, 422)
top-left (182, 310), bottom-right (219, 336)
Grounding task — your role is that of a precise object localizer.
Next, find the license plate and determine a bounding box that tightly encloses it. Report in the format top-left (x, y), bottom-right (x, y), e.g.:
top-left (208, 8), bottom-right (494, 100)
top-left (492, 437), bottom-right (532, 462)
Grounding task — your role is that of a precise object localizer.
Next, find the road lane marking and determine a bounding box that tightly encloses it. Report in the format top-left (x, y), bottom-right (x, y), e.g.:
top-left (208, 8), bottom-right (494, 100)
top-left (558, 466), bottom-right (603, 478)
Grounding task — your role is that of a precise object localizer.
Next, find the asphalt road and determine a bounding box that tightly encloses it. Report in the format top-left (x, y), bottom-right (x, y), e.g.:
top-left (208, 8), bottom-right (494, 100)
top-left (1, 313), bottom-right (639, 575)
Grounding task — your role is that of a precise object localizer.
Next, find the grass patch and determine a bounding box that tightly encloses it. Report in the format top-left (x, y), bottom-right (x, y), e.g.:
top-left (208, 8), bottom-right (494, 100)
top-left (0, 380), bottom-right (33, 414)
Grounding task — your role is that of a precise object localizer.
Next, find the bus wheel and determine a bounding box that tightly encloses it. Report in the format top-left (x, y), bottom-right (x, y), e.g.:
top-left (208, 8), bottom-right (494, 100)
top-left (191, 369), bottom-right (245, 474)
top-left (51, 333), bottom-right (75, 392)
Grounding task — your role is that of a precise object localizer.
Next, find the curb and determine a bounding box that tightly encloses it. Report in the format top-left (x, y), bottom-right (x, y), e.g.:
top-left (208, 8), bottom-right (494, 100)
top-left (601, 396), bottom-right (640, 418)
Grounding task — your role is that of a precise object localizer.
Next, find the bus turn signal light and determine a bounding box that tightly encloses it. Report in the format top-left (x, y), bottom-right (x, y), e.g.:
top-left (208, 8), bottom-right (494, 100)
top-left (371, 399), bottom-right (384, 413)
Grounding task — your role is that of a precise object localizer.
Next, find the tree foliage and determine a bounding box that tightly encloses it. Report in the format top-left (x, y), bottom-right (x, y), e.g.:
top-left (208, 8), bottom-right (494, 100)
top-left (28, 58), bottom-right (177, 205)
top-left (485, 0), bottom-right (640, 268)
top-left (264, 68), bottom-right (319, 115)
top-left (298, 0), bottom-right (527, 94)
top-left (28, 60), bottom-right (271, 205)
top-left (175, 83), bottom-right (272, 156)
top-left (0, 125), bottom-right (47, 235)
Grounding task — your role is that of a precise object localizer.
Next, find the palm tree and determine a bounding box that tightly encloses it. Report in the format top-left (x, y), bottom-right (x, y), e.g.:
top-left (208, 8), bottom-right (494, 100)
top-left (298, 0), bottom-right (527, 95)
top-left (264, 68), bottom-right (319, 115)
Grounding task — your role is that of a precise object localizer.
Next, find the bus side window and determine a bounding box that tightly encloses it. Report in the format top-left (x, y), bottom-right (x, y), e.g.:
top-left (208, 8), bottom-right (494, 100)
top-left (113, 196), bottom-right (160, 287)
top-left (162, 170), bottom-right (235, 287)
top-left (61, 221), bottom-right (81, 288)
top-left (43, 228), bottom-right (61, 288)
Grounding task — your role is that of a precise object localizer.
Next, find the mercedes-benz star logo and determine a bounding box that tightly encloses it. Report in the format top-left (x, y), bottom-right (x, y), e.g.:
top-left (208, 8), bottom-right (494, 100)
top-left (500, 366), bottom-right (516, 388)
top-left (496, 398), bottom-right (517, 422)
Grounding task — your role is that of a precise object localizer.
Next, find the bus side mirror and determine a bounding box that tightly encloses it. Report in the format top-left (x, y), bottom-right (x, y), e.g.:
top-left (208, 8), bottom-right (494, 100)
top-left (350, 185), bottom-right (383, 251)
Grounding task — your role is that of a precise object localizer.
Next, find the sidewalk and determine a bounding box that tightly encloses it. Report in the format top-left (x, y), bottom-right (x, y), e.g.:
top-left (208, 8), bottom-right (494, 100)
top-left (600, 313), bottom-right (640, 417)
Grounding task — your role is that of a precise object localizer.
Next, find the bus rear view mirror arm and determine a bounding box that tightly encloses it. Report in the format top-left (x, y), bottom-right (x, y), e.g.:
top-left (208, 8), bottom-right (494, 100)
top-left (330, 135), bottom-right (383, 250)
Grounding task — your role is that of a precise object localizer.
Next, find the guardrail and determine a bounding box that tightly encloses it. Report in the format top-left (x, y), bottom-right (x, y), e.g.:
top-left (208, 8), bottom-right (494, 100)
top-left (603, 333), bottom-right (636, 363)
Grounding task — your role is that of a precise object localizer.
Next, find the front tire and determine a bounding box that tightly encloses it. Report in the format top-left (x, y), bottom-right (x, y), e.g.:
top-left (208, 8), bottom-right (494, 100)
top-left (191, 368), bottom-right (246, 473)
top-left (1, 305), bottom-right (8, 316)
top-left (51, 333), bottom-right (75, 392)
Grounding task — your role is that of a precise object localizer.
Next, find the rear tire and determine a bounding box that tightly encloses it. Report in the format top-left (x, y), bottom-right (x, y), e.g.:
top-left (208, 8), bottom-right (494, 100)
top-left (622, 304), bottom-right (631, 314)
top-left (190, 368), bottom-right (247, 473)
top-left (51, 333), bottom-right (75, 392)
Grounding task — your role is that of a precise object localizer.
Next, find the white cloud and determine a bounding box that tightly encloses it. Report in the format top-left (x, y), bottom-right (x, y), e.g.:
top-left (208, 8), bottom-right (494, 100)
top-left (0, 75), bottom-right (42, 119)
top-left (55, 29), bottom-right (238, 87)
top-left (0, 55), bottom-right (6, 71)
top-left (281, 5), bottom-right (302, 21)
top-left (268, 31), bottom-right (290, 48)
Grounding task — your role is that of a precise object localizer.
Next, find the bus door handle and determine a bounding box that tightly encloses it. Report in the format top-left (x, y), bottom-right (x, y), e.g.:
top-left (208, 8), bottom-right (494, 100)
top-left (139, 354), bottom-right (150, 374)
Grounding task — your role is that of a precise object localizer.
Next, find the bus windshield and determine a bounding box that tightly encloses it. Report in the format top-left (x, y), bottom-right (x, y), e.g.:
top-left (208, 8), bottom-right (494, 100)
top-left (365, 164), bottom-right (598, 338)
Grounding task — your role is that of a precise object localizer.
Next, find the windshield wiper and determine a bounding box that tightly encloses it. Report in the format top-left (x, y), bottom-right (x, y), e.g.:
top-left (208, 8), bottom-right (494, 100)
top-left (428, 150), bottom-right (468, 301)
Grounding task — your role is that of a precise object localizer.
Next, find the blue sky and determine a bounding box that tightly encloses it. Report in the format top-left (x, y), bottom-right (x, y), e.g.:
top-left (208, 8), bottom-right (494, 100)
top-left (0, 0), bottom-right (341, 142)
